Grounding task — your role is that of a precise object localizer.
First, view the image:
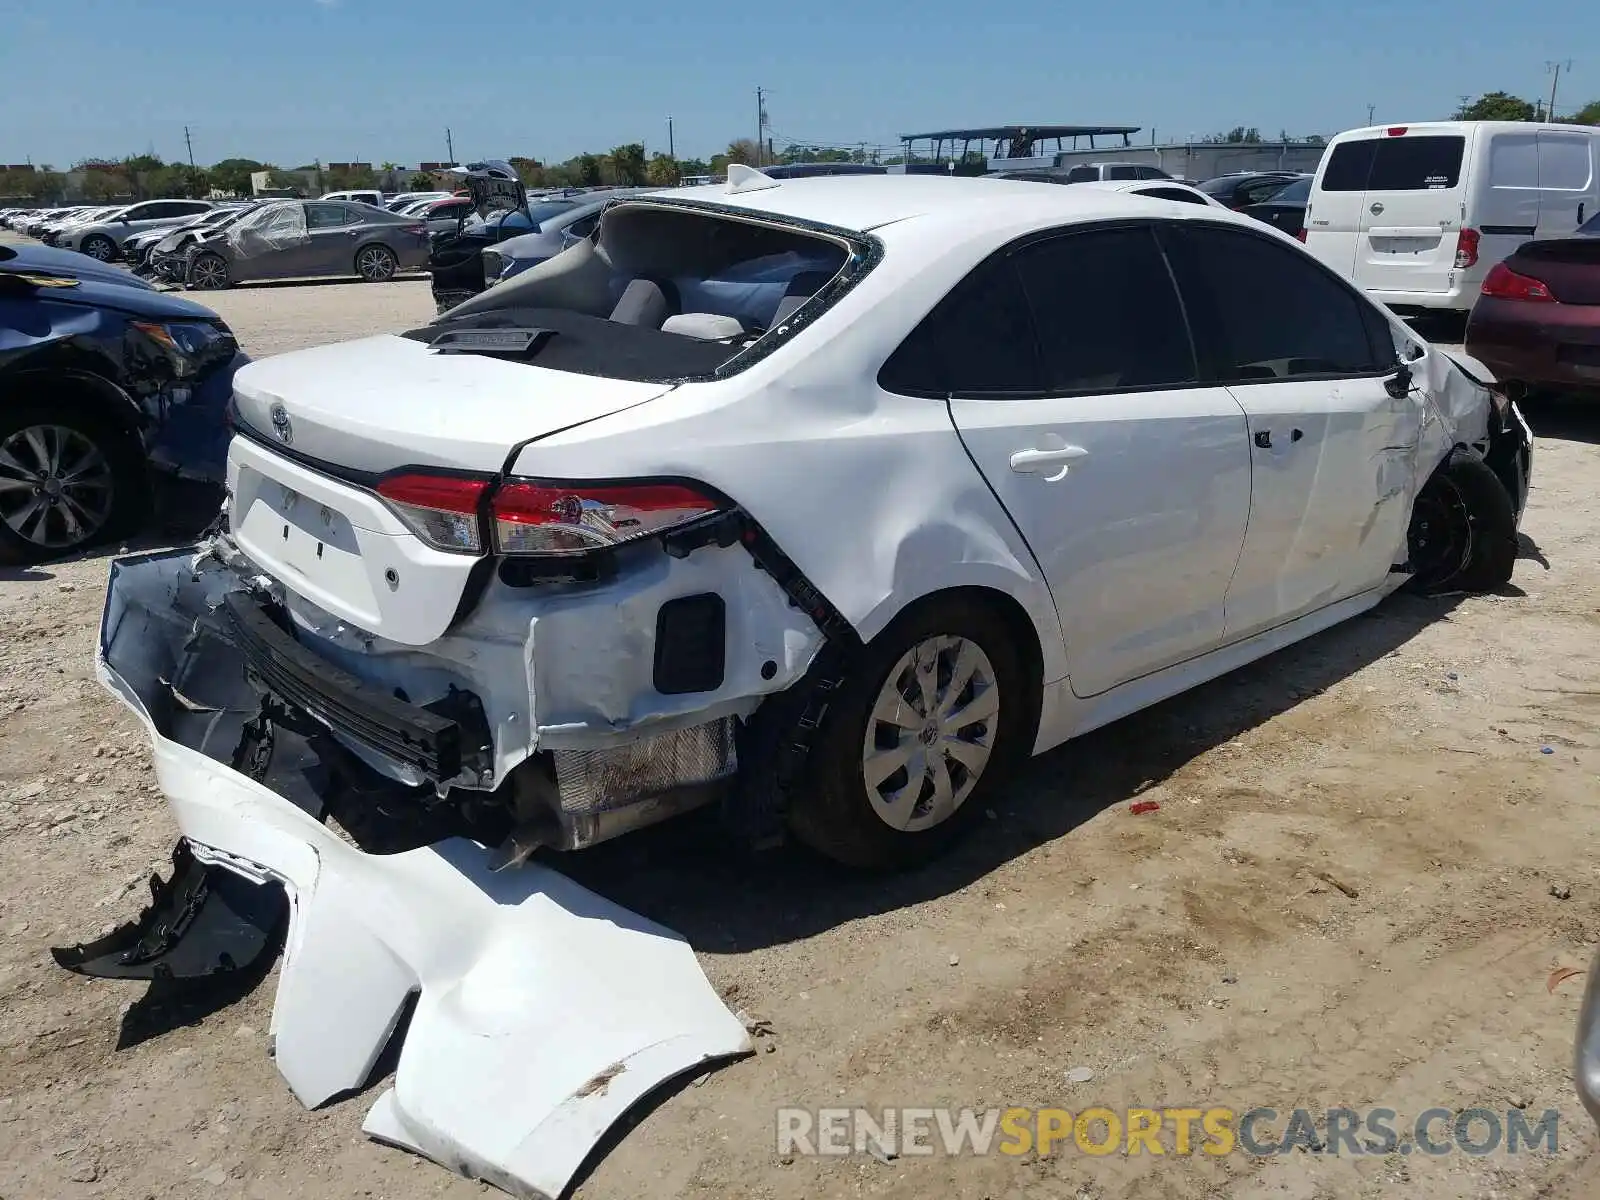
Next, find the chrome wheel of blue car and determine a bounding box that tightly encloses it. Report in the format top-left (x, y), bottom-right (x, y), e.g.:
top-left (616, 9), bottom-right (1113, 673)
top-left (0, 422), bottom-right (116, 553)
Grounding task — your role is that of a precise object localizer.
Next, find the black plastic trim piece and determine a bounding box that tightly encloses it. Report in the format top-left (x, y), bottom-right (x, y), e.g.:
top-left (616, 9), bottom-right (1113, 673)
top-left (653, 593), bottom-right (727, 695)
top-left (223, 592), bottom-right (468, 780)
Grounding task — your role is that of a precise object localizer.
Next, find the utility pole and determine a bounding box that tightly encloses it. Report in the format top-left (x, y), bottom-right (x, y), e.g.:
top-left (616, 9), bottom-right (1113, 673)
top-left (1547, 60), bottom-right (1573, 121)
top-left (668, 116), bottom-right (675, 161)
top-left (184, 125), bottom-right (196, 169)
top-left (755, 87), bottom-right (766, 166)
top-left (446, 127), bottom-right (455, 167)
top-left (1367, 104), bottom-right (1376, 126)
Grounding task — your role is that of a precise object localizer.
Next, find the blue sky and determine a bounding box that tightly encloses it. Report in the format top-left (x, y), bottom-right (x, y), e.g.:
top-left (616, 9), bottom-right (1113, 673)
top-left (2, 0), bottom-right (1591, 169)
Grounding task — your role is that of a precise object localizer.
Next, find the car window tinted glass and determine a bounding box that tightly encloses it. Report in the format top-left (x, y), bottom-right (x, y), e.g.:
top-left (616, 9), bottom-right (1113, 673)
top-left (1164, 224), bottom-right (1387, 380)
top-left (1242, 178), bottom-right (1292, 203)
top-left (1368, 136), bottom-right (1465, 190)
top-left (1272, 176), bottom-right (1312, 203)
top-left (1011, 226), bottom-right (1195, 392)
top-left (1196, 176), bottom-right (1237, 196)
top-left (1140, 186), bottom-right (1210, 206)
top-left (879, 257), bottom-right (1042, 395)
top-left (1106, 165), bottom-right (1138, 180)
top-left (1579, 211), bottom-right (1600, 236)
top-left (1064, 166), bottom-right (1098, 183)
top-left (1320, 140), bottom-right (1377, 192)
top-left (306, 203), bottom-right (351, 229)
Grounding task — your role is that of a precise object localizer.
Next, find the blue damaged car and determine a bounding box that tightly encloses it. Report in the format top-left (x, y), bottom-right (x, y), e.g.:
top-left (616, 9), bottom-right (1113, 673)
top-left (0, 242), bottom-right (247, 563)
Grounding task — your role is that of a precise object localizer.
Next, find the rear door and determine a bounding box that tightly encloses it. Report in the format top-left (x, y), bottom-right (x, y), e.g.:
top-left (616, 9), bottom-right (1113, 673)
top-left (304, 202), bottom-right (363, 274)
top-left (1160, 222), bottom-right (1420, 640)
top-left (1352, 130), bottom-right (1468, 295)
top-left (1304, 136), bottom-right (1376, 278)
top-left (907, 224), bottom-right (1253, 697)
top-left (1536, 130), bottom-right (1598, 238)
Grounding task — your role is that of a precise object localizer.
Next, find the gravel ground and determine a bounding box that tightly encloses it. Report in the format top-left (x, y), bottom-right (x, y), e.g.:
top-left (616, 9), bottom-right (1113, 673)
top-left (3, 243), bottom-right (1600, 1199)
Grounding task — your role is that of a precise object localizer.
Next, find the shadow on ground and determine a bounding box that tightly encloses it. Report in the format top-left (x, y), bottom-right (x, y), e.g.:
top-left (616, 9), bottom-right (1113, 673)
top-left (559, 589), bottom-right (1467, 953)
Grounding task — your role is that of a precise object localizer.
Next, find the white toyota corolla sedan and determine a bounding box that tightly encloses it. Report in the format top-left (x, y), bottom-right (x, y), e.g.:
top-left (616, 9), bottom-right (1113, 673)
top-left (66, 168), bottom-right (1532, 1196)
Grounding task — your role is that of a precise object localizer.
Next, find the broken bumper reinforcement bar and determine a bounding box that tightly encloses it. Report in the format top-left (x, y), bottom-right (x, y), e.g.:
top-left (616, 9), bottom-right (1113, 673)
top-left (57, 550), bottom-right (752, 1198)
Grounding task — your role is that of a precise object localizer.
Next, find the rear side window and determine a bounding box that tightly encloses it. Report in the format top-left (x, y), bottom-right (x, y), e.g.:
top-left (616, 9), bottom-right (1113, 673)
top-left (1064, 166), bottom-right (1098, 183)
top-left (1106, 165), bottom-right (1138, 180)
top-left (879, 257), bottom-right (1042, 395)
top-left (1162, 224), bottom-right (1391, 380)
top-left (1011, 227), bottom-right (1196, 392)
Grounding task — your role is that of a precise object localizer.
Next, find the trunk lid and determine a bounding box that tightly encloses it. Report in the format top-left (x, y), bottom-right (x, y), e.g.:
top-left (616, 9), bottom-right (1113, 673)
top-left (1514, 237), bottom-right (1600, 305)
top-left (228, 335), bottom-right (676, 645)
top-left (231, 333), bottom-right (675, 474)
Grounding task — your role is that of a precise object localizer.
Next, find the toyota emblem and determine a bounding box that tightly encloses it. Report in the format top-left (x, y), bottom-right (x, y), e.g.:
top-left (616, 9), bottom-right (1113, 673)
top-left (270, 403), bottom-right (293, 445)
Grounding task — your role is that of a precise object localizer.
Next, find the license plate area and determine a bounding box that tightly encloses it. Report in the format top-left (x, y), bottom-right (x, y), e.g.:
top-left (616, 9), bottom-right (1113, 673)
top-left (233, 470), bottom-right (383, 625)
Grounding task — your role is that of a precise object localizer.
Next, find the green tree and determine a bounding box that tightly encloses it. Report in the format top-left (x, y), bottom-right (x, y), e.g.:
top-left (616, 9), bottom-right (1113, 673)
top-left (508, 156), bottom-right (545, 187)
top-left (571, 153), bottom-right (602, 187)
top-left (1571, 99), bottom-right (1600, 125)
top-left (210, 157), bottom-right (264, 196)
top-left (410, 172), bottom-right (438, 191)
top-left (645, 153), bottom-right (680, 187)
top-left (676, 157), bottom-right (710, 177)
top-left (724, 138), bottom-right (761, 166)
top-left (327, 164), bottom-right (378, 191)
top-left (1454, 91), bottom-right (1537, 121)
top-left (606, 143), bottom-right (647, 185)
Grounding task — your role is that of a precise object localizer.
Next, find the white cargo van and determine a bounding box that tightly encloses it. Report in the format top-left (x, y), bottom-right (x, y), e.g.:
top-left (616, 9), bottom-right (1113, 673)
top-left (1303, 121), bottom-right (1600, 315)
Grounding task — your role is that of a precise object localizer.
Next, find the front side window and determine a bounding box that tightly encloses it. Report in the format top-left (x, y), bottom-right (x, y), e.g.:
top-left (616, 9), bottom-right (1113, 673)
top-left (1011, 226), bottom-right (1196, 392)
top-left (1139, 186), bottom-right (1211, 207)
top-left (1106, 165), bottom-right (1139, 180)
top-left (1064, 166), bottom-right (1098, 183)
top-left (1162, 224), bottom-right (1391, 380)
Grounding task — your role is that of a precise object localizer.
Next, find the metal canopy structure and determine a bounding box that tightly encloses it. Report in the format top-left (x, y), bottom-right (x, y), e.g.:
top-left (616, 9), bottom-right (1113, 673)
top-left (899, 124), bottom-right (1143, 168)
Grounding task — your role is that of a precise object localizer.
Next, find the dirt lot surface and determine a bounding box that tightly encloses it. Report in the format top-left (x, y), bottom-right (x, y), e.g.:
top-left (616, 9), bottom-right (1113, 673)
top-left (3, 253), bottom-right (1600, 1199)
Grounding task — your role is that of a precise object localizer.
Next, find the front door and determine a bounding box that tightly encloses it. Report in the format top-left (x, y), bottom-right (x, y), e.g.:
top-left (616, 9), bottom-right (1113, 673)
top-left (925, 224), bottom-right (1253, 697)
top-left (1159, 222), bottom-right (1422, 640)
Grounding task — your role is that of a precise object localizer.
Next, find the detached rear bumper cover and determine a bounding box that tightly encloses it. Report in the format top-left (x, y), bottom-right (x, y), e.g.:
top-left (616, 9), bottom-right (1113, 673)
top-left (91, 549), bottom-right (751, 1198)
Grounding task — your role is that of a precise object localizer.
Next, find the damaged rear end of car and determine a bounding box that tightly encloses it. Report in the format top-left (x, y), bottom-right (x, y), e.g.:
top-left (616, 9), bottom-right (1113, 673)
top-left (61, 192), bottom-right (874, 1196)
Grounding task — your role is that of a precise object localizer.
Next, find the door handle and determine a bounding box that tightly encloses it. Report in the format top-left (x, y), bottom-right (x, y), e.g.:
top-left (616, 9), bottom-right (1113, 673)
top-left (1010, 445), bottom-right (1088, 481)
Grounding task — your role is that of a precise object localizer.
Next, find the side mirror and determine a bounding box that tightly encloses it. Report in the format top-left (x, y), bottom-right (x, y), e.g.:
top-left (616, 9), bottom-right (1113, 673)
top-left (1384, 362), bottom-right (1413, 400)
top-left (119, 214), bottom-right (131, 224)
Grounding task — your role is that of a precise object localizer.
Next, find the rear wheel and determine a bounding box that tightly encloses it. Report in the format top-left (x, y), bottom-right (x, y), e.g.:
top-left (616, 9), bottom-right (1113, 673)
top-left (1407, 445), bottom-right (1518, 593)
top-left (781, 596), bottom-right (1029, 870)
top-left (79, 234), bottom-right (116, 262)
top-left (188, 252), bottom-right (230, 290)
top-left (0, 402), bottom-right (145, 565)
top-left (355, 244), bottom-right (397, 281)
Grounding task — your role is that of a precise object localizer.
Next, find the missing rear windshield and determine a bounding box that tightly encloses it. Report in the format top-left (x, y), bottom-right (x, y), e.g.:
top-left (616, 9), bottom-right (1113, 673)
top-left (404, 201), bottom-right (863, 383)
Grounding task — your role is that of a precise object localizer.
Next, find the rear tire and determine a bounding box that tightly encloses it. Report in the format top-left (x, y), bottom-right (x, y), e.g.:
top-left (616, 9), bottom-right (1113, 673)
top-left (1407, 445), bottom-right (1518, 594)
top-left (187, 252), bottom-right (230, 290)
top-left (355, 244), bottom-right (397, 281)
top-left (779, 596), bottom-right (1029, 871)
top-left (0, 399), bottom-right (146, 566)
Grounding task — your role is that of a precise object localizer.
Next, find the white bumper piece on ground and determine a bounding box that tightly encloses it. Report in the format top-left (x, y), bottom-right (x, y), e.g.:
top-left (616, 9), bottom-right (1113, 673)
top-left (94, 551), bottom-right (752, 1198)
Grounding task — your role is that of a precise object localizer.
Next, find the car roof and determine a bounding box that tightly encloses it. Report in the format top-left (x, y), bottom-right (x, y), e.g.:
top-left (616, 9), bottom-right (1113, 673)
top-left (650, 173), bottom-right (1220, 235)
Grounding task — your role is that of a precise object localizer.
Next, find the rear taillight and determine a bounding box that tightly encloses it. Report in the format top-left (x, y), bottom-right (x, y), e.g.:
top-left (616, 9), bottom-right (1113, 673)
top-left (375, 473), bottom-right (491, 553)
top-left (1480, 261), bottom-right (1555, 303)
top-left (1295, 228), bottom-right (1308, 243)
top-left (402, 223), bottom-right (426, 236)
top-left (1454, 227), bottom-right (1480, 269)
top-left (491, 480), bottom-right (725, 556)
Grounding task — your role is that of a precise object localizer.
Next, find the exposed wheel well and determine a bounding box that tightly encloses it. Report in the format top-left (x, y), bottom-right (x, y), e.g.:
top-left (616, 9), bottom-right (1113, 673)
top-left (867, 585), bottom-right (1045, 747)
top-left (5, 369), bottom-right (145, 443)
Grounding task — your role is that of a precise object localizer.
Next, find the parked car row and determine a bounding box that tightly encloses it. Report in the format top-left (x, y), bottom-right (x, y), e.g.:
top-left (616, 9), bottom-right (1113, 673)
top-left (4, 197), bottom-right (432, 289)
